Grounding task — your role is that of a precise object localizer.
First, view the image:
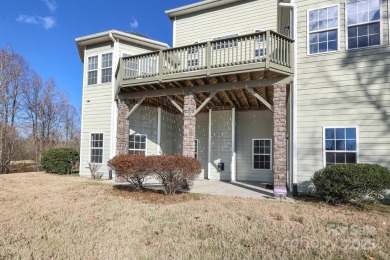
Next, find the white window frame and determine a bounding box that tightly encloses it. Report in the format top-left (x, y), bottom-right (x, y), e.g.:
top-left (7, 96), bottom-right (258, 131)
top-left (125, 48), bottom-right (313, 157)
top-left (345, 0), bottom-right (383, 50)
top-left (252, 138), bottom-right (272, 170)
top-left (322, 126), bottom-right (359, 167)
top-left (90, 132), bottom-right (104, 164)
top-left (101, 52), bottom-right (113, 83)
top-left (194, 139), bottom-right (199, 160)
top-left (306, 4), bottom-right (340, 55)
top-left (128, 133), bottom-right (147, 155)
top-left (212, 33), bottom-right (240, 50)
top-left (87, 55), bottom-right (98, 85)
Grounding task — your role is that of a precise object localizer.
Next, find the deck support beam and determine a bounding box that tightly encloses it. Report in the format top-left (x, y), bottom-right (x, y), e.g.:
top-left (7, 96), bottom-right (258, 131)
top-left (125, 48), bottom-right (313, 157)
top-left (246, 88), bottom-right (274, 112)
top-left (183, 92), bottom-right (196, 158)
top-left (125, 97), bottom-right (144, 120)
top-left (118, 76), bottom-right (291, 100)
top-left (273, 83), bottom-right (287, 196)
top-left (193, 91), bottom-right (218, 116)
top-left (167, 96), bottom-right (183, 113)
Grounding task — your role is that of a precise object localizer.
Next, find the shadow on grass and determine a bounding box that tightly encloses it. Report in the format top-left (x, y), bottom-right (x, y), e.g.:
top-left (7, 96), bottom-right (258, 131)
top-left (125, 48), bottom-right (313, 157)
top-left (295, 194), bottom-right (390, 214)
top-left (109, 185), bottom-right (204, 204)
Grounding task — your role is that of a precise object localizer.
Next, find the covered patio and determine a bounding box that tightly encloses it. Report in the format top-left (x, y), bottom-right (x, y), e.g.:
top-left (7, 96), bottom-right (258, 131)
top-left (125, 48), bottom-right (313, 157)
top-left (115, 30), bottom-right (294, 195)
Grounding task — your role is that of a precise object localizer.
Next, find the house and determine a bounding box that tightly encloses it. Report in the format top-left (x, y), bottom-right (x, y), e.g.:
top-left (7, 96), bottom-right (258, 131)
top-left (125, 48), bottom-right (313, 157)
top-left (75, 0), bottom-right (390, 196)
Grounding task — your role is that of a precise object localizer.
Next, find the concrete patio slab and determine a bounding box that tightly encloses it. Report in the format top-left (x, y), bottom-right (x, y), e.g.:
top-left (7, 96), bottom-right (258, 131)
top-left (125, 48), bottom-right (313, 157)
top-left (103, 178), bottom-right (294, 201)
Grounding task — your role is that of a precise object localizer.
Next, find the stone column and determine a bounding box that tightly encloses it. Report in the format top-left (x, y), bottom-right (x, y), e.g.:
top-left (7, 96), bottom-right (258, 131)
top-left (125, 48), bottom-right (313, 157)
top-left (273, 84), bottom-right (287, 191)
top-left (183, 92), bottom-right (196, 157)
top-left (116, 99), bottom-right (129, 155)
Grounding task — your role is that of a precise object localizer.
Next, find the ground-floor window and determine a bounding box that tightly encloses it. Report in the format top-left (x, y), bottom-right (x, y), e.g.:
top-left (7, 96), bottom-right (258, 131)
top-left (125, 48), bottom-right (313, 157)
top-left (128, 134), bottom-right (147, 154)
top-left (253, 139), bottom-right (272, 170)
top-left (194, 139), bottom-right (198, 159)
top-left (90, 133), bottom-right (103, 163)
top-left (324, 127), bottom-right (358, 166)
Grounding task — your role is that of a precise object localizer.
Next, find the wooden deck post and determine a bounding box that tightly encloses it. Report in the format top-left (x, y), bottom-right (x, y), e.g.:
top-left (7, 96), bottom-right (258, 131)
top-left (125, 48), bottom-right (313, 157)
top-left (183, 92), bottom-right (196, 157)
top-left (273, 84), bottom-right (287, 196)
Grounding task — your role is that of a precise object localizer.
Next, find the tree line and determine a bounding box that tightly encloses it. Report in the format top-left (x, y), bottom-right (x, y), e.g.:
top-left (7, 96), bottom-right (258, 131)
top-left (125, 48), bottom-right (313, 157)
top-left (0, 46), bottom-right (80, 173)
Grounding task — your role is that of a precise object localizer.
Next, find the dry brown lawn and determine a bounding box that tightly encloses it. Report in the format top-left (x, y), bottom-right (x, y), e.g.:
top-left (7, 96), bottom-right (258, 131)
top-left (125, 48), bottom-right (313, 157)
top-left (0, 172), bottom-right (389, 259)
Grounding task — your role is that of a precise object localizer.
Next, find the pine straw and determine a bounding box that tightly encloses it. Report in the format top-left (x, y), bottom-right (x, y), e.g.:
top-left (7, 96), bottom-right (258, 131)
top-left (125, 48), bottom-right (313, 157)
top-left (0, 172), bottom-right (389, 260)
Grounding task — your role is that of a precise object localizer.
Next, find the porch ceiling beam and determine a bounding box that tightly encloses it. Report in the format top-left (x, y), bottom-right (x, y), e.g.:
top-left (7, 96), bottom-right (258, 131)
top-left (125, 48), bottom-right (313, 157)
top-left (118, 76), bottom-right (291, 100)
top-left (246, 88), bottom-right (274, 112)
top-left (193, 90), bottom-right (218, 116)
top-left (167, 95), bottom-right (183, 113)
top-left (126, 97), bottom-right (145, 120)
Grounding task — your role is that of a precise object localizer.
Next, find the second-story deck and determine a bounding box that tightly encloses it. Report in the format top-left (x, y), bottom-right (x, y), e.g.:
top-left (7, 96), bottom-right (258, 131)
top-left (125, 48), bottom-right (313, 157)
top-left (116, 31), bottom-right (294, 89)
top-left (116, 31), bottom-right (294, 113)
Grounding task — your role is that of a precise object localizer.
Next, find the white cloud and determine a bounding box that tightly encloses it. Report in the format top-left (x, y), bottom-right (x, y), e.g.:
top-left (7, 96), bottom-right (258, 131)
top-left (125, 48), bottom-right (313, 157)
top-left (16, 15), bottom-right (39, 25)
top-left (130, 18), bottom-right (139, 29)
top-left (16, 15), bottom-right (56, 30)
top-left (41, 0), bottom-right (57, 13)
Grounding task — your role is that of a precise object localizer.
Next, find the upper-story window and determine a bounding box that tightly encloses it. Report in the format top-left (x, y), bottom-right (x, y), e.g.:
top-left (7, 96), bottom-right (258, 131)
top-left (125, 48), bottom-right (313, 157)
top-left (346, 0), bottom-right (381, 49)
top-left (101, 53), bottom-right (113, 83)
top-left (308, 5), bottom-right (339, 54)
top-left (212, 34), bottom-right (239, 50)
top-left (87, 55), bottom-right (98, 85)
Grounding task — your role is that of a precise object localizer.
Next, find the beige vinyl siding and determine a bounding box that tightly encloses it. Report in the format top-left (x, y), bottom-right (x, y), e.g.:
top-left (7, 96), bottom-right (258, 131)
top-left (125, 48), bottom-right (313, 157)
top-left (236, 111), bottom-right (274, 182)
top-left (79, 40), bottom-right (161, 178)
top-left (175, 0), bottom-right (278, 46)
top-left (295, 0), bottom-right (390, 187)
top-left (80, 42), bottom-right (114, 178)
top-left (129, 106), bottom-right (158, 155)
top-left (160, 110), bottom-right (176, 154)
top-left (119, 41), bottom-right (157, 56)
top-left (209, 110), bottom-right (232, 181)
top-left (196, 113), bottom-right (209, 179)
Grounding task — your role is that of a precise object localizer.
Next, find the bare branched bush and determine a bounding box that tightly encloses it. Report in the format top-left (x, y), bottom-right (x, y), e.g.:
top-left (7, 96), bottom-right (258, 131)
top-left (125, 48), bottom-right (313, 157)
top-left (86, 163), bottom-right (102, 179)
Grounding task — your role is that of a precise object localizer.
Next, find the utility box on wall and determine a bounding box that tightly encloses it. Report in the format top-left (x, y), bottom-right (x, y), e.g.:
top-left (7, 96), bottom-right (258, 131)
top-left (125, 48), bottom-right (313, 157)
top-left (218, 162), bottom-right (224, 171)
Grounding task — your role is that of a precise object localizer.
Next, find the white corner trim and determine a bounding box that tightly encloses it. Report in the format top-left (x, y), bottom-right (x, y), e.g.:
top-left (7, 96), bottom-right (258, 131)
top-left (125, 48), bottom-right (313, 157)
top-left (157, 107), bottom-right (162, 154)
top-left (207, 109), bottom-right (212, 180)
top-left (173, 17), bottom-right (177, 48)
top-left (231, 108), bottom-right (236, 182)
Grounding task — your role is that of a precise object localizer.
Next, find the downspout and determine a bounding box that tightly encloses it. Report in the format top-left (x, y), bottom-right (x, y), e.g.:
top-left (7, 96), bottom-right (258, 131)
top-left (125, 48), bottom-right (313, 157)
top-left (279, 0), bottom-right (298, 196)
top-left (109, 33), bottom-right (118, 161)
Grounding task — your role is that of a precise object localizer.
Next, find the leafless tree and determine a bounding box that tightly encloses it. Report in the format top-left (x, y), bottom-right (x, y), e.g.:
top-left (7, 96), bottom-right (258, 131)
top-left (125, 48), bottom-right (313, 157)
top-left (0, 45), bottom-right (81, 173)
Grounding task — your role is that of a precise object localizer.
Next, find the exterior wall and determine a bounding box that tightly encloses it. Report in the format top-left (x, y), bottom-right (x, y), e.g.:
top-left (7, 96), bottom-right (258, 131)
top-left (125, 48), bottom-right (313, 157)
top-left (128, 106), bottom-right (158, 155)
top-left (175, 0), bottom-right (278, 46)
top-left (196, 113), bottom-right (209, 179)
top-left (119, 41), bottom-right (157, 57)
top-left (80, 42), bottom-right (114, 178)
top-left (236, 110), bottom-right (274, 182)
top-left (79, 40), bottom-right (161, 178)
top-left (160, 110), bottom-right (176, 154)
top-left (209, 110), bottom-right (232, 181)
top-left (295, 0), bottom-right (390, 189)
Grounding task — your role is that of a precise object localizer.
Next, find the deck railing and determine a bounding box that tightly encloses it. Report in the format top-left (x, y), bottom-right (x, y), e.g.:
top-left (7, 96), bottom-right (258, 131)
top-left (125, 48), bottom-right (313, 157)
top-left (117, 30), bottom-right (294, 84)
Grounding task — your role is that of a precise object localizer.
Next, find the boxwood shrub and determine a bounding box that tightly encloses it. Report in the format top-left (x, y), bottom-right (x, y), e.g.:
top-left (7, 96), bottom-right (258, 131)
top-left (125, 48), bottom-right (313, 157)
top-left (41, 148), bottom-right (79, 174)
top-left (312, 163), bottom-right (390, 204)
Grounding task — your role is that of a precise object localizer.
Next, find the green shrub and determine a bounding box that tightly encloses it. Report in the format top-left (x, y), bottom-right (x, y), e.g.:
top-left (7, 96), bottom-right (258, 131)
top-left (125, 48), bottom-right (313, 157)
top-left (41, 148), bottom-right (79, 174)
top-left (312, 163), bottom-right (390, 204)
top-left (108, 154), bottom-right (202, 195)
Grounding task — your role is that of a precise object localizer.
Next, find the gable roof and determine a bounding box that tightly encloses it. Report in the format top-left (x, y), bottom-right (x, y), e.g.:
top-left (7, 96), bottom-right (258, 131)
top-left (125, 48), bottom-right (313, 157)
top-left (75, 30), bottom-right (169, 62)
top-left (165, 0), bottom-right (244, 19)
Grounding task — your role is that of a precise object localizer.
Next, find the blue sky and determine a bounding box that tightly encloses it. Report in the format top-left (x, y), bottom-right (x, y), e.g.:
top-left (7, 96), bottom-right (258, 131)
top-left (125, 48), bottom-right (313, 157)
top-left (0, 0), bottom-right (198, 111)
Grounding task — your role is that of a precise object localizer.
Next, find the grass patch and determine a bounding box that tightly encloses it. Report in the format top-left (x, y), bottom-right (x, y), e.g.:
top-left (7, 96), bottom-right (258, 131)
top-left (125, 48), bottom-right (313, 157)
top-left (110, 184), bottom-right (204, 204)
top-left (0, 172), bottom-right (389, 259)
